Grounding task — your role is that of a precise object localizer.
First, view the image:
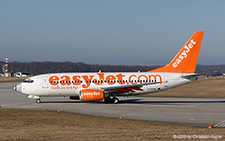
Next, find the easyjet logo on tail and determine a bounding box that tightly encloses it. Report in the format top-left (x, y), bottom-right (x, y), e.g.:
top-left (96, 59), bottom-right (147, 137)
top-left (173, 39), bottom-right (196, 68)
top-left (148, 31), bottom-right (204, 73)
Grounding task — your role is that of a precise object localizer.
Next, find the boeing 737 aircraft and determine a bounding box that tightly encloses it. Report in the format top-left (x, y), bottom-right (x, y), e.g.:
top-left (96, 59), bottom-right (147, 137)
top-left (15, 31), bottom-right (204, 104)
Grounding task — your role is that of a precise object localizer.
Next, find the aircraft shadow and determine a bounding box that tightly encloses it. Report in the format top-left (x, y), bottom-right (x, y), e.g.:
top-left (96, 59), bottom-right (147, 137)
top-left (41, 101), bottom-right (94, 104)
top-left (40, 98), bottom-right (225, 105)
top-left (118, 99), bottom-right (225, 104)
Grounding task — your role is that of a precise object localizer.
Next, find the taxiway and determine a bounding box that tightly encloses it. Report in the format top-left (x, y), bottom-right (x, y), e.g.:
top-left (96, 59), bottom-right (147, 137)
top-left (1, 82), bottom-right (225, 127)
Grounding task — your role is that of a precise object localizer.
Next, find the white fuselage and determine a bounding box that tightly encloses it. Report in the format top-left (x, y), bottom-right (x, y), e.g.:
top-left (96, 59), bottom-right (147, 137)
top-left (15, 72), bottom-right (195, 97)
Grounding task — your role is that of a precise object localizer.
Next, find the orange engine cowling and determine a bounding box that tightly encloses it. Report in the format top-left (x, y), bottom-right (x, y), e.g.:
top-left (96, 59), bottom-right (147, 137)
top-left (80, 89), bottom-right (104, 101)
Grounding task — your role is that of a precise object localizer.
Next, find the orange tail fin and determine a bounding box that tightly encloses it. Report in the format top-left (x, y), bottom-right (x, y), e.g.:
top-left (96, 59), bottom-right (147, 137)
top-left (149, 31), bottom-right (204, 73)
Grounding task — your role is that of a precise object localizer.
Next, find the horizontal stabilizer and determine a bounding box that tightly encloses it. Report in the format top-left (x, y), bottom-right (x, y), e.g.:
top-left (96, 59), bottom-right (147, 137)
top-left (181, 71), bottom-right (217, 79)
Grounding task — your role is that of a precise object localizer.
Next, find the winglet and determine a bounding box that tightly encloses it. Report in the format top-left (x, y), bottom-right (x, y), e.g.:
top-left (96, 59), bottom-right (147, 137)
top-left (148, 31), bottom-right (204, 73)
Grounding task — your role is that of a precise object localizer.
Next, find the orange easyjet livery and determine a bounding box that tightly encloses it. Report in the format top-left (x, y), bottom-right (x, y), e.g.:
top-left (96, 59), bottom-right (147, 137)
top-left (15, 31), bottom-right (204, 103)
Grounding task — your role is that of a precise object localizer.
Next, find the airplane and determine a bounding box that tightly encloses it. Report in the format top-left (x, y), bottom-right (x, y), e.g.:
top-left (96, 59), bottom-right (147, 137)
top-left (14, 31), bottom-right (204, 104)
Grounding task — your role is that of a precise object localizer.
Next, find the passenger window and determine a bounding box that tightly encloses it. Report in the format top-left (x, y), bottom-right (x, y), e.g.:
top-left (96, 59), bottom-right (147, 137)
top-left (24, 79), bottom-right (34, 83)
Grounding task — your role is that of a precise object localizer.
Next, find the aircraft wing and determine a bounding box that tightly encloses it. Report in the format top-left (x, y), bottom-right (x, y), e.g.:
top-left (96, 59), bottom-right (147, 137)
top-left (100, 82), bottom-right (165, 94)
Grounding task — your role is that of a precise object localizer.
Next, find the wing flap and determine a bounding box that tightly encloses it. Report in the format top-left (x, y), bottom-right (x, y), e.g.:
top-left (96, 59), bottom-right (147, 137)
top-left (101, 82), bottom-right (165, 94)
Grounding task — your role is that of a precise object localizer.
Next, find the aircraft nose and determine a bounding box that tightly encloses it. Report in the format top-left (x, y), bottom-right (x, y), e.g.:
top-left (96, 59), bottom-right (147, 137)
top-left (14, 83), bottom-right (22, 93)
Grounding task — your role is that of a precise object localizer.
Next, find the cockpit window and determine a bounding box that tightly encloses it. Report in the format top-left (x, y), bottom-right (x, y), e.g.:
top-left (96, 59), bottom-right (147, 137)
top-left (24, 79), bottom-right (34, 83)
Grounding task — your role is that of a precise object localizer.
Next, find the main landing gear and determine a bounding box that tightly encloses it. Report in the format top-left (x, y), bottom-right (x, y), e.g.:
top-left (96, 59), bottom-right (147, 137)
top-left (113, 98), bottom-right (119, 104)
top-left (105, 97), bottom-right (119, 104)
top-left (36, 99), bottom-right (41, 104)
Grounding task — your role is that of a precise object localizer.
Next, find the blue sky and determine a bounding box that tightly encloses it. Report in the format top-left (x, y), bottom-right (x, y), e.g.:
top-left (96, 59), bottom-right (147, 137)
top-left (0, 0), bottom-right (225, 65)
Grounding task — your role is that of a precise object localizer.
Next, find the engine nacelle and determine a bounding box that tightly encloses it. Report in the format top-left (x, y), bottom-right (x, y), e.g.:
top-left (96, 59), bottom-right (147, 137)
top-left (70, 96), bottom-right (80, 100)
top-left (79, 89), bottom-right (104, 101)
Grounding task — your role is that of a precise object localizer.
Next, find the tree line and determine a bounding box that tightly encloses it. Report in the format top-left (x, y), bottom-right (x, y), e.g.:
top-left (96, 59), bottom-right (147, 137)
top-left (0, 61), bottom-right (224, 76)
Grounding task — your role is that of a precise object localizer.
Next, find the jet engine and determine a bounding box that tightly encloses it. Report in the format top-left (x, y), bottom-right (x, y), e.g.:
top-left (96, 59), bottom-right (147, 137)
top-left (79, 89), bottom-right (104, 101)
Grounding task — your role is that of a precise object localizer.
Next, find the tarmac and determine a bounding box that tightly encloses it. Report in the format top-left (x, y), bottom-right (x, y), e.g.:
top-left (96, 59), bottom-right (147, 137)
top-left (1, 82), bottom-right (225, 128)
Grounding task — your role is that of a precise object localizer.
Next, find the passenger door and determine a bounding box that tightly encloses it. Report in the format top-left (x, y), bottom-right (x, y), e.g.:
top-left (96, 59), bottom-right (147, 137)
top-left (164, 76), bottom-right (169, 87)
top-left (42, 77), bottom-right (48, 88)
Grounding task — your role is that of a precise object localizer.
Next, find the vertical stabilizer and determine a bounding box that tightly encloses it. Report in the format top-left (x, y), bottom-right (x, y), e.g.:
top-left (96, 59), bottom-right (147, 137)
top-left (149, 31), bottom-right (204, 73)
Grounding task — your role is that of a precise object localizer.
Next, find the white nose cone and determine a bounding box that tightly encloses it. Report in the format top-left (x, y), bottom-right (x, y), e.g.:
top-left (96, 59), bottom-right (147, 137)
top-left (14, 83), bottom-right (22, 93)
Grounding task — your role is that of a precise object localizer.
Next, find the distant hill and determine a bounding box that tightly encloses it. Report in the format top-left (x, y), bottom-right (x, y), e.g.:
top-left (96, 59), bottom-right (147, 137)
top-left (196, 65), bottom-right (225, 76)
top-left (0, 61), bottom-right (224, 75)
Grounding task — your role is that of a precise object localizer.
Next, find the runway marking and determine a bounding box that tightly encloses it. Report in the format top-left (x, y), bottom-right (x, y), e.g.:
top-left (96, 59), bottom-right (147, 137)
top-left (214, 120), bottom-right (225, 128)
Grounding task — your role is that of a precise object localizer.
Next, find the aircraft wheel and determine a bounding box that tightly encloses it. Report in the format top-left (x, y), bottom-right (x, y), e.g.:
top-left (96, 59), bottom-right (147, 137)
top-left (113, 98), bottom-right (119, 104)
top-left (36, 99), bottom-right (41, 104)
top-left (104, 97), bottom-right (113, 103)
